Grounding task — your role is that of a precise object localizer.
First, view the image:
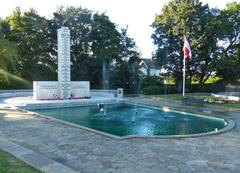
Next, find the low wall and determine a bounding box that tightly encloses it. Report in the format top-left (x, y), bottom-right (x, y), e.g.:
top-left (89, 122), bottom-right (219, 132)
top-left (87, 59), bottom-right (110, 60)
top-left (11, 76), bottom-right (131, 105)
top-left (0, 89), bottom-right (32, 98)
top-left (0, 88), bottom-right (123, 99)
top-left (218, 92), bottom-right (240, 97)
top-left (91, 89), bottom-right (117, 98)
top-left (212, 93), bottom-right (239, 101)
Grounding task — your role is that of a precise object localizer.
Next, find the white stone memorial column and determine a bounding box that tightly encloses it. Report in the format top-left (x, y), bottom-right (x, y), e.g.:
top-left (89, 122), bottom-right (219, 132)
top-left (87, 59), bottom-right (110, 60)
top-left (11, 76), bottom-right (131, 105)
top-left (58, 27), bottom-right (71, 99)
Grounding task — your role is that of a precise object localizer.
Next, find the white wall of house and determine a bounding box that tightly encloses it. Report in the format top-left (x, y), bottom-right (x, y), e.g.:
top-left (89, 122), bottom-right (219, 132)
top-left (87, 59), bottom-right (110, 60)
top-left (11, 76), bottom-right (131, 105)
top-left (140, 67), bottom-right (161, 77)
top-left (140, 67), bottom-right (148, 76)
top-left (149, 69), bottom-right (160, 76)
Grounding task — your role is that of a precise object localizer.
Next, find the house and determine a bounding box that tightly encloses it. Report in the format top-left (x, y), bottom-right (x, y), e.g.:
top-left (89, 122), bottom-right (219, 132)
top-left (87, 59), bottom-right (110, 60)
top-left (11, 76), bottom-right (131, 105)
top-left (139, 59), bottom-right (161, 76)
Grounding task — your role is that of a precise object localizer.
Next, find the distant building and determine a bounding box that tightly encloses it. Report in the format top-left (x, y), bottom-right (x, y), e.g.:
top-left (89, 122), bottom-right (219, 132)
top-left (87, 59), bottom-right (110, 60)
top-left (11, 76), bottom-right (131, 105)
top-left (139, 59), bottom-right (161, 76)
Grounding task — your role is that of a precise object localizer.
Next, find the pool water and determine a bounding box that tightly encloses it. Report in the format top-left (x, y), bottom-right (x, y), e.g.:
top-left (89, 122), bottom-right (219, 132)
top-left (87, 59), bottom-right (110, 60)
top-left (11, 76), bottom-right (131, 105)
top-left (32, 103), bottom-right (226, 137)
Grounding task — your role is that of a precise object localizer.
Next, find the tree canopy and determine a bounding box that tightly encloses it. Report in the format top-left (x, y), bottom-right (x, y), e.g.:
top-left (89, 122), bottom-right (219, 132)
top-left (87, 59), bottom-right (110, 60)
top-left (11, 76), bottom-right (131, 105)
top-left (216, 2), bottom-right (240, 83)
top-left (152, 0), bottom-right (240, 89)
top-left (0, 6), bottom-right (140, 92)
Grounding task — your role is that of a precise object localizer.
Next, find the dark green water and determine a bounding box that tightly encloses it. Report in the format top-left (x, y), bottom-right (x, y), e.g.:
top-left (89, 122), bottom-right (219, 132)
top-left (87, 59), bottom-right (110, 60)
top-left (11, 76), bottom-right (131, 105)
top-left (32, 103), bottom-right (226, 136)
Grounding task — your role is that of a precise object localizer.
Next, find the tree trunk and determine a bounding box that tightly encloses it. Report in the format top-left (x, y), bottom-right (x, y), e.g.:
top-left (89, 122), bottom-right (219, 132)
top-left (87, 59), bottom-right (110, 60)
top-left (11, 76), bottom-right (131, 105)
top-left (199, 75), bottom-right (205, 91)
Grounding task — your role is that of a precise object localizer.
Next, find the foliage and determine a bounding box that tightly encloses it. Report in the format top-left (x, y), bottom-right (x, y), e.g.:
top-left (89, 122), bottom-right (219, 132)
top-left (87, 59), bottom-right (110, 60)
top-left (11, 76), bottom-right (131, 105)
top-left (55, 7), bottom-right (140, 90)
top-left (215, 2), bottom-right (240, 83)
top-left (141, 85), bottom-right (164, 95)
top-left (0, 6), bottom-right (141, 91)
top-left (0, 38), bottom-right (18, 82)
top-left (141, 85), bottom-right (178, 95)
top-left (110, 27), bottom-right (140, 94)
top-left (152, 0), bottom-right (240, 87)
top-left (3, 8), bottom-right (57, 82)
top-left (189, 83), bottom-right (225, 93)
top-left (0, 72), bottom-right (32, 89)
top-left (141, 76), bottom-right (163, 88)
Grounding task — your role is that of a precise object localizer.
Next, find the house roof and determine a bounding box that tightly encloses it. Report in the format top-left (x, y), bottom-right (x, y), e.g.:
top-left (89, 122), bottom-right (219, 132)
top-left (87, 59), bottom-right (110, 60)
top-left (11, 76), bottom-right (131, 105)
top-left (140, 59), bottom-right (159, 69)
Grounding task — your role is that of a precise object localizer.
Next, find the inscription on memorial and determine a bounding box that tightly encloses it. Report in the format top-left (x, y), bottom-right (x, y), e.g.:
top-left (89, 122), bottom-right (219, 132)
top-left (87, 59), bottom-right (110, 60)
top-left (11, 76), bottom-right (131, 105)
top-left (58, 27), bottom-right (71, 99)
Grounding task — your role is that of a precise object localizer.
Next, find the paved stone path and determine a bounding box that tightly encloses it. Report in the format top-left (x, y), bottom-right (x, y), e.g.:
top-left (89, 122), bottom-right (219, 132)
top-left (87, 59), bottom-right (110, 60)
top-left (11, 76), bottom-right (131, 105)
top-left (0, 99), bottom-right (240, 173)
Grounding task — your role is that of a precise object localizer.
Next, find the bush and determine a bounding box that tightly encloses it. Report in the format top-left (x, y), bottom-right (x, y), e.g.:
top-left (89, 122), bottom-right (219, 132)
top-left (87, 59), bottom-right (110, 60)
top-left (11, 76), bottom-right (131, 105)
top-left (162, 85), bottom-right (178, 94)
top-left (0, 74), bottom-right (32, 89)
top-left (141, 85), bottom-right (164, 95)
top-left (141, 76), bottom-right (163, 88)
top-left (188, 83), bottom-right (225, 93)
top-left (141, 85), bottom-right (179, 95)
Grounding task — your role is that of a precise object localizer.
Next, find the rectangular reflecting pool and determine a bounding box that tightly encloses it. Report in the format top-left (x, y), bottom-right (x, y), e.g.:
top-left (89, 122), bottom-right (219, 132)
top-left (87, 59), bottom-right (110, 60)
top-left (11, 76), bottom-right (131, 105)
top-left (31, 103), bottom-right (226, 137)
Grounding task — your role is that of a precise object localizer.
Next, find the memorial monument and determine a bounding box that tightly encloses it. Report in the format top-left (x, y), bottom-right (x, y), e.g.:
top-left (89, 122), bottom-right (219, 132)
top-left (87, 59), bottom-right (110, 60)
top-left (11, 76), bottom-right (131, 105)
top-left (58, 26), bottom-right (71, 99)
top-left (33, 21), bottom-right (90, 100)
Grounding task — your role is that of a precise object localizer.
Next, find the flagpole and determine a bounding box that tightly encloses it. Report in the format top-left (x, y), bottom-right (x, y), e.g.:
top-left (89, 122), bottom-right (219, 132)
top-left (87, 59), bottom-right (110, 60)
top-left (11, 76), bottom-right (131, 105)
top-left (183, 56), bottom-right (186, 97)
top-left (182, 36), bottom-right (191, 97)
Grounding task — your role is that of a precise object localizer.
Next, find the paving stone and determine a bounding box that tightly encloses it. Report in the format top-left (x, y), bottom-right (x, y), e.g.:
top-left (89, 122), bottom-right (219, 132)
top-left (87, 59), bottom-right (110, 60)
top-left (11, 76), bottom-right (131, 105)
top-left (42, 162), bottom-right (79, 173)
top-left (0, 98), bottom-right (240, 173)
top-left (0, 137), bottom-right (33, 156)
top-left (20, 152), bottom-right (54, 169)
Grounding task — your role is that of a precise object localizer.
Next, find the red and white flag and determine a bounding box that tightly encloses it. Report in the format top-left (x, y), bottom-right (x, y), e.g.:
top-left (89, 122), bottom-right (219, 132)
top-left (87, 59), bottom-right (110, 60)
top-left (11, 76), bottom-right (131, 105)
top-left (182, 37), bottom-right (192, 60)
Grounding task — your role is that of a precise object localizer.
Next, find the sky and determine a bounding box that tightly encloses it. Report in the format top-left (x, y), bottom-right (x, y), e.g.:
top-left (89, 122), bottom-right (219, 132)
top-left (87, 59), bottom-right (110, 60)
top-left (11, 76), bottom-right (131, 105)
top-left (0, 0), bottom-right (239, 58)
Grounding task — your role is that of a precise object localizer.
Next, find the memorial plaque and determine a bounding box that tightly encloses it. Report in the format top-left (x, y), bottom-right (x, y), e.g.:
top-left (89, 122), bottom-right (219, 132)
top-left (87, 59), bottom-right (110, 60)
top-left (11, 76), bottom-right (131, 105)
top-left (33, 81), bottom-right (59, 99)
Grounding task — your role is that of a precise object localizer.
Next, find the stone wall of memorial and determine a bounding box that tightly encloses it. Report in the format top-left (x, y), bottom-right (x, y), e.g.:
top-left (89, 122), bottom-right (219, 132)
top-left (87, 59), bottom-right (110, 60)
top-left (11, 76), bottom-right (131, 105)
top-left (33, 81), bottom-right (59, 99)
top-left (33, 81), bottom-right (90, 100)
top-left (70, 81), bottom-right (90, 98)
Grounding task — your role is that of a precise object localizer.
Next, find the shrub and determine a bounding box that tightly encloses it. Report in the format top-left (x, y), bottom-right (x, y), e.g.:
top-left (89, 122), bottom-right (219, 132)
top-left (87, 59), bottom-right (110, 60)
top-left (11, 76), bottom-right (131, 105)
top-left (188, 83), bottom-right (225, 93)
top-left (0, 74), bottom-right (32, 89)
top-left (141, 76), bottom-right (163, 88)
top-left (141, 85), bottom-right (164, 95)
top-left (141, 85), bottom-right (178, 95)
top-left (162, 85), bottom-right (178, 94)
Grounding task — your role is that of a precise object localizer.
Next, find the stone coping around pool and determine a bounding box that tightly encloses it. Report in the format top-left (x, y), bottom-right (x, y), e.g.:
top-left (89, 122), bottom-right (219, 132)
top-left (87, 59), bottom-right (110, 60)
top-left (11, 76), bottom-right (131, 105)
top-left (0, 136), bottom-right (79, 173)
top-left (4, 96), bottom-right (126, 109)
top-left (19, 103), bottom-right (235, 140)
top-left (125, 101), bottom-right (233, 121)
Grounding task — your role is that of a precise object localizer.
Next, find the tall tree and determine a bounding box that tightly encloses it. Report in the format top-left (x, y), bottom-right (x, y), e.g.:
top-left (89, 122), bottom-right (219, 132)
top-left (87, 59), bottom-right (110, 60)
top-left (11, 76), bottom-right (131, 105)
top-left (4, 8), bottom-right (57, 82)
top-left (152, 0), bottom-right (220, 90)
top-left (90, 13), bottom-right (122, 88)
top-left (216, 2), bottom-right (240, 83)
top-left (1, 6), bottom-right (141, 91)
top-left (114, 27), bottom-right (140, 94)
top-left (0, 36), bottom-right (18, 82)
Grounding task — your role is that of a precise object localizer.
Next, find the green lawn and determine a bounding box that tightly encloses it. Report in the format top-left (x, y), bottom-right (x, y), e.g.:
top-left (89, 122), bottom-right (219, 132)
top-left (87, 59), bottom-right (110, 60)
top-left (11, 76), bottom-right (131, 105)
top-left (0, 149), bottom-right (41, 173)
top-left (148, 93), bottom-right (240, 110)
top-left (210, 102), bottom-right (240, 110)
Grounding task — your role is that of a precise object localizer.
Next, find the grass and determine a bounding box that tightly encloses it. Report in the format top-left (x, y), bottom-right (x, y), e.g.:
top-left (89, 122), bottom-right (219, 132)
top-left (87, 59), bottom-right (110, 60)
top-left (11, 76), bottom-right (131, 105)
top-left (0, 149), bottom-right (41, 173)
top-left (149, 93), bottom-right (240, 110)
top-left (210, 102), bottom-right (240, 110)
